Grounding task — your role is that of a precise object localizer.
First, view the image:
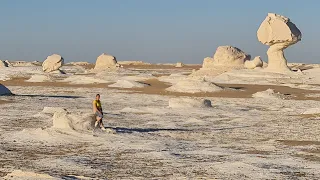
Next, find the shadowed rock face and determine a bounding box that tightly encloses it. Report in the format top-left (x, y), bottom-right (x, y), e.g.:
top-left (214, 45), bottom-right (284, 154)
top-left (257, 13), bottom-right (302, 73)
top-left (0, 60), bottom-right (8, 68)
top-left (0, 84), bottom-right (12, 95)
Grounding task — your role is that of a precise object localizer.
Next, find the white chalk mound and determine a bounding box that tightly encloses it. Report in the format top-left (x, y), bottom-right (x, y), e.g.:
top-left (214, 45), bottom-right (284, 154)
top-left (94, 53), bottom-right (118, 70)
top-left (53, 111), bottom-right (95, 131)
top-left (175, 62), bottom-right (184, 67)
top-left (244, 56), bottom-right (263, 69)
top-left (169, 98), bottom-right (212, 108)
top-left (166, 78), bottom-right (223, 93)
top-left (252, 89), bottom-right (285, 99)
top-left (62, 75), bottom-right (110, 84)
top-left (0, 84), bottom-right (12, 95)
top-left (302, 108), bottom-right (320, 115)
top-left (257, 13), bottom-right (301, 73)
top-left (109, 80), bottom-right (150, 88)
top-left (212, 46), bottom-right (250, 66)
top-left (26, 74), bottom-right (52, 82)
top-left (42, 54), bottom-right (64, 73)
top-left (3, 170), bottom-right (57, 180)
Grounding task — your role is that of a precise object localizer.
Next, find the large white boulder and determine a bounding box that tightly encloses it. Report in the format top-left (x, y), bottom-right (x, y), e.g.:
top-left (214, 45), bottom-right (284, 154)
top-left (52, 111), bottom-right (95, 131)
top-left (94, 53), bottom-right (118, 70)
top-left (0, 84), bottom-right (11, 95)
top-left (257, 13), bottom-right (301, 73)
top-left (244, 56), bottom-right (263, 69)
top-left (212, 46), bottom-right (251, 66)
top-left (42, 54), bottom-right (64, 72)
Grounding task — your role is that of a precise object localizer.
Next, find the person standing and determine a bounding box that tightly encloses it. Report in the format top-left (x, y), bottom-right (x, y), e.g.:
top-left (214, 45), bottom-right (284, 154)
top-left (92, 94), bottom-right (106, 130)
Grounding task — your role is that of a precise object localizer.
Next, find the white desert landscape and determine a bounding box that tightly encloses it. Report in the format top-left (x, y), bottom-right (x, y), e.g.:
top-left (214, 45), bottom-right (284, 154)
top-left (1, 12), bottom-right (320, 180)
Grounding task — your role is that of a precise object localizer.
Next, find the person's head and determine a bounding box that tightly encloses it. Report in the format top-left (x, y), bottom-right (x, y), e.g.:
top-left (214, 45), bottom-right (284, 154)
top-left (96, 94), bottom-right (100, 100)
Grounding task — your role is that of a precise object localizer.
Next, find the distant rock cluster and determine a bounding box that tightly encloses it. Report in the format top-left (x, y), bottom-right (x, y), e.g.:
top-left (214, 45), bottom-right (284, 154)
top-left (196, 12), bottom-right (301, 75)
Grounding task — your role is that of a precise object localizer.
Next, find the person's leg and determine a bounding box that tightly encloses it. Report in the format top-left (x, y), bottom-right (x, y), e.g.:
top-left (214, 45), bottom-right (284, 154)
top-left (95, 116), bottom-right (101, 127)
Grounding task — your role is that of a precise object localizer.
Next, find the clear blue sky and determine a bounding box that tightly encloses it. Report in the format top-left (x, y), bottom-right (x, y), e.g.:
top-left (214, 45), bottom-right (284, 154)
top-left (0, 0), bottom-right (319, 64)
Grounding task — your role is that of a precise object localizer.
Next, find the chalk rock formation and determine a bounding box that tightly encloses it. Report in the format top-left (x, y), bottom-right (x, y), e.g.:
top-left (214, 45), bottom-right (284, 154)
top-left (202, 57), bottom-right (214, 68)
top-left (257, 13), bottom-right (302, 73)
top-left (166, 78), bottom-right (223, 93)
top-left (244, 56), bottom-right (263, 69)
top-left (252, 89), bottom-right (286, 99)
top-left (94, 53), bottom-right (118, 70)
top-left (212, 46), bottom-right (251, 66)
top-left (0, 84), bottom-right (12, 95)
top-left (4, 60), bottom-right (13, 67)
top-left (0, 60), bottom-right (8, 68)
top-left (175, 62), bottom-right (184, 67)
top-left (169, 98), bottom-right (212, 108)
top-left (42, 54), bottom-right (64, 73)
top-left (52, 111), bottom-right (95, 131)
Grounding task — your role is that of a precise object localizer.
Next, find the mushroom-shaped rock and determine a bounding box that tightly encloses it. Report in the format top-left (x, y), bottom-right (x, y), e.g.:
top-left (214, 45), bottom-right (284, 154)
top-left (244, 56), bottom-right (263, 69)
top-left (94, 53), bottom-right (118, 70)
top-left (42, 54), bottom-right (64, 73)
top-left (213, 46), bottom-right (251, 66)
top-left (257, 13), bottom-right (302, 73)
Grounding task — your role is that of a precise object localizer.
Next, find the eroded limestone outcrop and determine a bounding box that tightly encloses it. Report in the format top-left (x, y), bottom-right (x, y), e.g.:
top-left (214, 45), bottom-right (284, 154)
top-left (244, 56), bottom-right (263, 69)
top-left (212, 46), bottom-right (251, 67)
top-left (94, 53), bottom-right (118, 70)
top-left (257, 13), bottom-right (302, 73)
top-left (42, 54), bottom-right (64, 73)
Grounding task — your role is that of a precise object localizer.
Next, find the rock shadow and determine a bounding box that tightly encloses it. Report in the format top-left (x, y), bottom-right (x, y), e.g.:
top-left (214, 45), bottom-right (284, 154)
top-left (13, 94), bottom-right (83, 99)
top-left (106, 126), bottom-right (190, 133)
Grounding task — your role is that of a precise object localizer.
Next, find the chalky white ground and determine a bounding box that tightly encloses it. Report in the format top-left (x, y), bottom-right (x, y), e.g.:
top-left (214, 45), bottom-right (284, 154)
top-left (0, 64), bottom-right (320, 179)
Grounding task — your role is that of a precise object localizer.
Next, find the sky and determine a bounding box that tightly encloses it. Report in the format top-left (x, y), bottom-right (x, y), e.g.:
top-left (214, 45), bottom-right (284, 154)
top-left (0, 0), bottom-right (319, 64)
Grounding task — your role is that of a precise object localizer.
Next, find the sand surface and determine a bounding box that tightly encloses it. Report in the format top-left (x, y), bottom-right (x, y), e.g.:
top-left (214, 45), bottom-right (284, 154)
top-left (1, 63), bottom-right (320, 179)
